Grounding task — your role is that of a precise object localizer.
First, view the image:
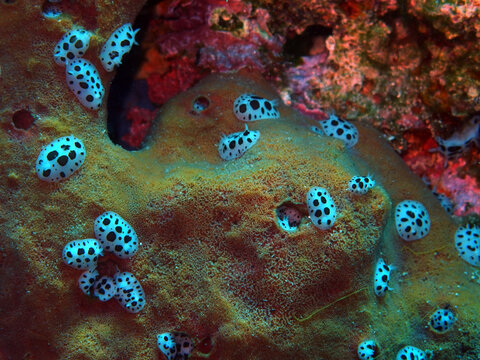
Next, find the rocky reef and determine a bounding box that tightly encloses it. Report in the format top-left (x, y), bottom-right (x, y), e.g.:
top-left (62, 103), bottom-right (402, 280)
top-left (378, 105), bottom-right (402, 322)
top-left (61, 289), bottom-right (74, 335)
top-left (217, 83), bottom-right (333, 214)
top-left (1, 0), bottom-right (480, 359)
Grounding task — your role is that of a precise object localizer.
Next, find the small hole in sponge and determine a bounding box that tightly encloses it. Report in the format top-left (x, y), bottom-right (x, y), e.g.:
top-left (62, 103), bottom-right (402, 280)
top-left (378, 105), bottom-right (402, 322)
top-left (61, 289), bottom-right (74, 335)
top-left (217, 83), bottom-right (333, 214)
top-left (276, 201), bottom-right (307, 230)
top-left (3, 0), bottom-right (16, 4)
top-left (12, 109), bottom-right (35, 130)
top-left (196, 336), bottom-right (213, 355)
top-left (192, 96), bottom-right (210, 114)
top-left (41, 1), bottom-right (62, 18)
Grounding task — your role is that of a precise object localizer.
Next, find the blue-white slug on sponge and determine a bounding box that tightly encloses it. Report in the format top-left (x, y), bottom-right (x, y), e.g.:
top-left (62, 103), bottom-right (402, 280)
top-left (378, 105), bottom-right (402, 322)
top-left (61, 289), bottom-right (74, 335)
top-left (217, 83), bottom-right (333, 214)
top-left (93, 276), bottom-right (117, 302)
top-left (94, 211), bottom-right (139, 259)
top-left (348, 175), bottom-right (375, 194)
top-left (114, 271), bottom-right (145, 313)
top-left (373, 258), bottom-right (393, 297)
top-left (306, 187), bottom-right (336, 230)
top-left (36, 135), bottom-right (86, 182)
top-left (100, 23), bottom-right (140, 72)
top-left (429, 308), bottom-right (456, 333)
top-left (314, 114), bottom-right (359, 148)
top-left (157, 332), bottom-right (194, 360)
top-left (394, 200), bottom-right (430, 241)
top-left (357, 339), bottom-right (378, 360)
top-left (62, 239), bottom-right (103, 270)
top-left (218, 124), bottom-right (260, 160)
top-left (66, 59), bottom-right (105, 110)
top-left (455, 224), bottom-right (480, 267)
top-left (395, 346), bottom-right (426, 360)
top-left (53, 28), bottom-right (91, 66)
top-left (233, 94), bottom-right (279, 121)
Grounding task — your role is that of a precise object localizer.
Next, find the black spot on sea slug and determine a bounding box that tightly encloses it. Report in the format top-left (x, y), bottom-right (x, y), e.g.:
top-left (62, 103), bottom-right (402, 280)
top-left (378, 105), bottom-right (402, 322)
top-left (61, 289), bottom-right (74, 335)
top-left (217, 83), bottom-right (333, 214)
top-left (107, 232), bottom-right (116, 242)
top-left (57, 155), bottom-right (68, 166)
top-left (250, 100), bottom-right (260, 110)
top-left (47, 151), bottom-right (58, 161)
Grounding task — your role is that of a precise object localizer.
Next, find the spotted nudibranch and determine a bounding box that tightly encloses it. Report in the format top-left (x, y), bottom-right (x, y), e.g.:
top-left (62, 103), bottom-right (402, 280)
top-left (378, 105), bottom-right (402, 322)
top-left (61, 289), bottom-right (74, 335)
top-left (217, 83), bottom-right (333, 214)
top-left (455, 224), bottom-right (480, 267)
top-left (78, 268), bottom-right (99, 296)
top-left (306, 187), bottom-right (336, 230)
top-left (157, 332), bottom-right (194, 360)
top-left (66, 59), bottom-right (105, 110)
top-left (62, 239), bottom-right (103, 270)
top-left (114, 271), bottom-right (145, 313)
top-left (433, 115), bottom-right (480, 167)
top-left (348, 175), bottom-right (375, 194)
top-left (53, 28), bottom-right (91, 66)
top-left (315, 114), bottom-right (359, 148)
top-left (373, 258), bottom-right (393, 297)
top-left (357, 339), bottom-right (378, 360)
top-left (429, 307), bottom-right (456, 333)
top-left (433, 189), bottom-right (453, 215)
top-left (394, 200), bottom-right (430, 241)
top-left (233, 94), bottom-right (279, 121)
top-left (218, 124), bottom-right (260, 160)
top-left (36, 135), bottom-right (86, 182)
top-left (277, 205), bottom-right (302, 232)
top-left (94, 211), bottom-right (139, 259)
top-left (93, 276), bottom-right (117, 302)
top-left (395, 346), bottom-right (427, 360)
top-left (100, 23), bottom-right (140, 72)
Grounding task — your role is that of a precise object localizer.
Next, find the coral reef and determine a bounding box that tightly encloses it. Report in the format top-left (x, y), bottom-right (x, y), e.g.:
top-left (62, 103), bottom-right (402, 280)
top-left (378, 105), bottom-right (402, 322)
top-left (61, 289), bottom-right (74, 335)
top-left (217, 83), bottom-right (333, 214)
top-left (1, 0), bottom-right (480, 359)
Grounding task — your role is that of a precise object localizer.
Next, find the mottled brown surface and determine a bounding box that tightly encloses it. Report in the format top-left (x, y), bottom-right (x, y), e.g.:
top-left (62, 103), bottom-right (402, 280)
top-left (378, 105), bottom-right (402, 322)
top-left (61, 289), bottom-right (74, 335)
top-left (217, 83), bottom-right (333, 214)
top-left (0, 1), bottom-right (478, 359)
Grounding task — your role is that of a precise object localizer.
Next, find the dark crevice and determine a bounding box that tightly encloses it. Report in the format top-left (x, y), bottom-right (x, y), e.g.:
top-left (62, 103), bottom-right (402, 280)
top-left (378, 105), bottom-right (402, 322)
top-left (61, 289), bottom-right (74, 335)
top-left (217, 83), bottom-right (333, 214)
top-left (283, 24), bottom-right (333, 60)
top-left (106, 0), bottom-right (161, 151)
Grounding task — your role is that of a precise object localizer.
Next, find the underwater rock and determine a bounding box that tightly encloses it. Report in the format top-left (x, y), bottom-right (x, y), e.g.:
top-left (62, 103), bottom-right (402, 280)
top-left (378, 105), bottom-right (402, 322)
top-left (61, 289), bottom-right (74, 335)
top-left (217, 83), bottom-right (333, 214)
top-left (0, 9), bottom-right (474, 353)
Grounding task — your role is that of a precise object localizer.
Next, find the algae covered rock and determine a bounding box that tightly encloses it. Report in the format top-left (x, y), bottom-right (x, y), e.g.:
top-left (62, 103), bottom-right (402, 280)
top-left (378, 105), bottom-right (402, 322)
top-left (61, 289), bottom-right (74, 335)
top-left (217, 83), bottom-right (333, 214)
top-left (0, 68), bottom-right (470, 360)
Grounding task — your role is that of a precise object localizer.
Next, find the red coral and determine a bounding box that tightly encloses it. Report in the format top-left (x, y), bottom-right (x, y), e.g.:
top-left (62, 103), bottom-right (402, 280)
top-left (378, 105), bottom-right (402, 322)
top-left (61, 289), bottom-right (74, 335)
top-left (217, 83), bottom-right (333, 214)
top-left (147, 58), bottom-right (202, 106)
top-left (121, 107), bottom-right (156, 148)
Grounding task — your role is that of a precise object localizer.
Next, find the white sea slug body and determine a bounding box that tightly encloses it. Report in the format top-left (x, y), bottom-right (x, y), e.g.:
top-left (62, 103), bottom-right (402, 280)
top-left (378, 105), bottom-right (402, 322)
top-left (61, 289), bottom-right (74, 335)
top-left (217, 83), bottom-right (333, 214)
top-left (429, 308), bottom-right (456, 333)
top-left (100, 23), bottom-right (140, 72)
top-left (173, 332), bottom-right (194, 358)
top-left (233, 94), bottom-right (279, 121)
top-left (62, 239), bottom-right (103, 270)
top-left (53, 28), bottom-right (91, 65)
top-left (78, 268), bottom-right (99, 295)
top-left (157, 332), bottom-right (194, 360)
top-left (218, 124), bottom-right (260, 160)
top-left (348, 175), bottom-right (375, 194)
top-left (455, 224), bottom-right (480, 267)
top-left (114, 271), bottom-right (145, 313)
top-left (357, 339), bottom-right (378, 360)
top-left (394, 200), bottom-right (430, 241)
top-left (93, 276), bottom-right (117, 302)
top-left (319, 114), bottom-right (359, 148)
top-left (306, 187), bottom-right (336, 230)
top-left (395, 346), bottom-right (426, 360)
top-left (66, 59), bottom-right (105, 110)
top-left (373, 258), bottom-right (393, 297)
top-left (157, 333), bottom-right (177, 360)
top-left (94, 211), bottom-right (139, 259)
top-left (36, 135), bottom-right (86, 182)
top-left (434, 115), bottom-right (480, 167)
